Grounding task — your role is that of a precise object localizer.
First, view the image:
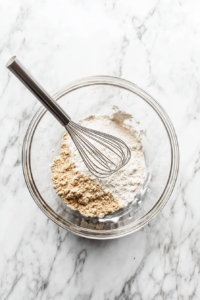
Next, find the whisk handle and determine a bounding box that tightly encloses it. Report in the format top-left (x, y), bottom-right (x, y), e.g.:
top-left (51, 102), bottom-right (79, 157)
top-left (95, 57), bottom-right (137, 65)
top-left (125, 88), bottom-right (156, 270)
top-left (6, 56), bottom-right (71, 126)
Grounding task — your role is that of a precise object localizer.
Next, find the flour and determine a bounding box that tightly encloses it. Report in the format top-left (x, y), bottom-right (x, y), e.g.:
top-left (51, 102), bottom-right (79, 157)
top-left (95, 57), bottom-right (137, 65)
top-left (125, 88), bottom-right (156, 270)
top-left (67, 110), bottom-right (146, 207)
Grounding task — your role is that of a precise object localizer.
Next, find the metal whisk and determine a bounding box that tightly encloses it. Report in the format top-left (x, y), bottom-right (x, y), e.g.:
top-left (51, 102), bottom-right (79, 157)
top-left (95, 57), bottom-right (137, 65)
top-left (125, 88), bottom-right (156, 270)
top-left (6, 57), bottom-right (131, 178)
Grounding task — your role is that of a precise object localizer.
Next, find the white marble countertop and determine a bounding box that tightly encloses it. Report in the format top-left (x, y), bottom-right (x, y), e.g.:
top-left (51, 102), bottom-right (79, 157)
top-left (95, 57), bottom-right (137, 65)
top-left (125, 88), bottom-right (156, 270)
top-left (1, 0), bottom-right (200, 299)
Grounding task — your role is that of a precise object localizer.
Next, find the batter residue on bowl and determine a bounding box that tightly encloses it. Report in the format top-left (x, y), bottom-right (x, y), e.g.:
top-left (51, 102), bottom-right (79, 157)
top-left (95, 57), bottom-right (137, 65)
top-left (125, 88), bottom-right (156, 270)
top-left (51, 110), bottom-right (146, 218)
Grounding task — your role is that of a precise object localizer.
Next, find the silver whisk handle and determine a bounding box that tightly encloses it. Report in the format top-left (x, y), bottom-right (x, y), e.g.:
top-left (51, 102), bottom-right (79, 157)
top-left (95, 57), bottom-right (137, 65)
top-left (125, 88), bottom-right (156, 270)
top-left (6, 56), bottom-right (71, 126)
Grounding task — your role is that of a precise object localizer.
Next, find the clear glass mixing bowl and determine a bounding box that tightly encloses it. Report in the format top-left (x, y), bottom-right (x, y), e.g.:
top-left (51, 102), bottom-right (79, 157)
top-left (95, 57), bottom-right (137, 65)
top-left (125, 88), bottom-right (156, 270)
top-left (22, 76), bottom-right (179, 239)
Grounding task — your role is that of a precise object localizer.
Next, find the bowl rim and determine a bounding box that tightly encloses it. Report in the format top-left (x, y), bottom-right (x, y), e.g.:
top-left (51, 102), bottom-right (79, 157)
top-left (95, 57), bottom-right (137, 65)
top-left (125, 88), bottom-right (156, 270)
top-left (22, 75), bottom-right (179, 239)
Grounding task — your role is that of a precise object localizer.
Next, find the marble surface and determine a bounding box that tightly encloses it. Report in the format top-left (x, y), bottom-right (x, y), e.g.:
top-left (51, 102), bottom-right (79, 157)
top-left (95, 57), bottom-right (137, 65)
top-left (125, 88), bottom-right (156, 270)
top-left (1, 0), bottom-right (200, 299)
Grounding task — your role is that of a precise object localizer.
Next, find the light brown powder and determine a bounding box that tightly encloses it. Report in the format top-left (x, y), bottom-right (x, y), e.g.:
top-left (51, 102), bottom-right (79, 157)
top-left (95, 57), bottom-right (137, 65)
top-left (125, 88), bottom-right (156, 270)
top-left (51, 132), bottom-right (121, 218)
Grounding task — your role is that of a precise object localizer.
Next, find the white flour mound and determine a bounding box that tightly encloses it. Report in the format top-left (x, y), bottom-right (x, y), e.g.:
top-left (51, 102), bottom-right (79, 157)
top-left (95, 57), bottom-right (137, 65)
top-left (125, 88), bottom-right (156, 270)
top-left (66, 111), bottom-right (146, 207)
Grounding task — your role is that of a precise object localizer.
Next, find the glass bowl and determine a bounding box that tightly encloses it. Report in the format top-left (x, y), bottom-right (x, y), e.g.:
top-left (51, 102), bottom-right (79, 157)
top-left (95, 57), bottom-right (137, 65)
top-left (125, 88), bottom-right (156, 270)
top-left (22, 76), bottom-right (179, 239)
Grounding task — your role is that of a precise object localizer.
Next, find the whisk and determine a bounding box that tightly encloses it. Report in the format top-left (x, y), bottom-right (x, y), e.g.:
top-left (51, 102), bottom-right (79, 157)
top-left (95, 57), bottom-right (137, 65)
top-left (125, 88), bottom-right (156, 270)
top-left (6, 56), bottom-right (131, 178)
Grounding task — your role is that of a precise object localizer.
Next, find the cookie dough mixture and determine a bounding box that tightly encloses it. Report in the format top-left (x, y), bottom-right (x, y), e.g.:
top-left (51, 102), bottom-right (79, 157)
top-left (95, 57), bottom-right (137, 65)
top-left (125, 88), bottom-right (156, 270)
top-left (51, 110), bottom-right (146, 218)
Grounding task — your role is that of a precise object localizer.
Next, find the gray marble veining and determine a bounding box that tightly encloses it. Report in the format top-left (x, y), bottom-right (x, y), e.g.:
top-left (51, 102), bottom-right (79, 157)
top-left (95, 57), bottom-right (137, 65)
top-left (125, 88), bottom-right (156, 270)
top-left (1, 0), bottom-right (200, 299)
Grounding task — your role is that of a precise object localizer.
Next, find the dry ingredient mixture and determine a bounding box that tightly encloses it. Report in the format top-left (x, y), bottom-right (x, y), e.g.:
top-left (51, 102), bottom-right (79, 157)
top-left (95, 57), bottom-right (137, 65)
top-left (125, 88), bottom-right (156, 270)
top-left (51, 110), bottom-right (146, 218)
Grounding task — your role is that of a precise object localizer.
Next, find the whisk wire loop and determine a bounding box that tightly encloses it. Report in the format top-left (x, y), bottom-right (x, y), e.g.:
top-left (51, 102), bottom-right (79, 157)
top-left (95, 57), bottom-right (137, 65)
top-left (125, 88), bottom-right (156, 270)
top-left (66, 124), bottom-right (115, 171)
top-left (66, 121), bottom-right (131, 178)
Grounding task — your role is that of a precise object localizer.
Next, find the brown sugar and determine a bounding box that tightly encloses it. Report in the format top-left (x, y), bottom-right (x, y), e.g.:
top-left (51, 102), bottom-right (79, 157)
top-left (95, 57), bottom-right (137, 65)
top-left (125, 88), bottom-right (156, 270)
top-left (51, 132), bottom-right (121, 218)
